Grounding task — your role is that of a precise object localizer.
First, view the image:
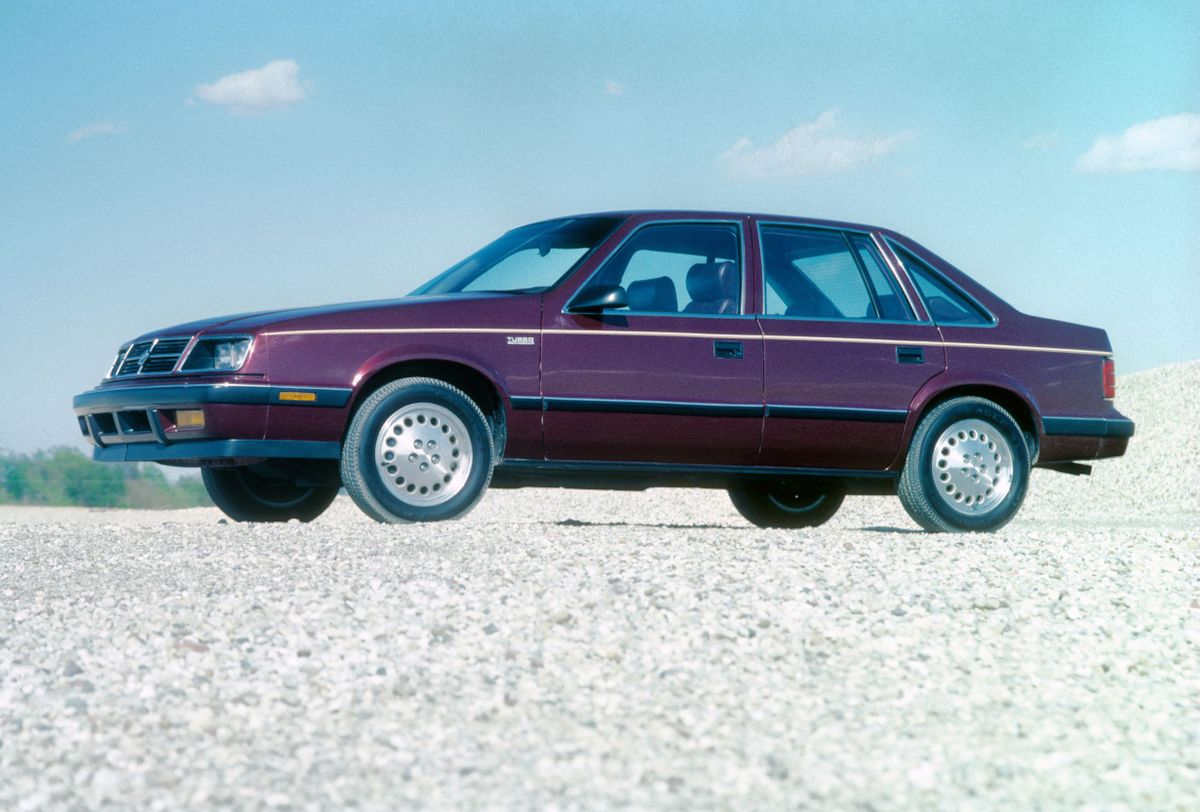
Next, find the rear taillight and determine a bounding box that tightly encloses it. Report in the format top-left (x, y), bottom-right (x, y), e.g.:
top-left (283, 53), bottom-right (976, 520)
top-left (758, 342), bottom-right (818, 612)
top-left (1103, 358), bottom-right (1116, 399)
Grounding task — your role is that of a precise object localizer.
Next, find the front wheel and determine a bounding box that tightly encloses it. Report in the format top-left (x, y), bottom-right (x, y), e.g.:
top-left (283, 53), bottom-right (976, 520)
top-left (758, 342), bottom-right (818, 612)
top-left (340, 377), bottom-right (494, 523)
top-left (897, 396), bottom-right (1030, 533)
top-left (201, 466), bottom-right (338, 522)
top-left (729, 485), bottom-right (845, 528)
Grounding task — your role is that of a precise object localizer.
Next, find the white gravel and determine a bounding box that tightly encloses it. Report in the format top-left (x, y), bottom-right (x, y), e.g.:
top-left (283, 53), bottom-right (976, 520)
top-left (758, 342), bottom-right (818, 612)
top-left (2, 362), bottom-right (1198, 810)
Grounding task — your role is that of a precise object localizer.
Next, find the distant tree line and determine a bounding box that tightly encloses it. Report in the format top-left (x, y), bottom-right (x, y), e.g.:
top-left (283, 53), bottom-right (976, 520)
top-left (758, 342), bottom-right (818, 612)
top-left (0, 448), bottom-right (211, 509)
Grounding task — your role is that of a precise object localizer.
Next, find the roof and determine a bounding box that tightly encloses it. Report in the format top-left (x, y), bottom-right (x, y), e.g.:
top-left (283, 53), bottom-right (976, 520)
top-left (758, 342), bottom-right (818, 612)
top-left (554, 209), bottom-right (888, 234)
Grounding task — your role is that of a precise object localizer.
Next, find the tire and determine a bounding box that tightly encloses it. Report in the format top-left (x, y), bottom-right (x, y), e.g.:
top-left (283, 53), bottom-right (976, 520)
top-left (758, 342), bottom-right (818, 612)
top-left (201, 465), bottom-right (338, 523)
top-left (729, 485), bottom-right (845, 529)
top-left (340, 377), bottom-right (494, 523)
top-left (897, 396), bottom-right (1030, 533)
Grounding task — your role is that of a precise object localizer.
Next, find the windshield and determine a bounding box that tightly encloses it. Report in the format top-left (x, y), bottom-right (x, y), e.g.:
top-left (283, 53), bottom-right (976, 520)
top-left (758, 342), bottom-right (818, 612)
top-left (411, 217), bottom-right (623, 296)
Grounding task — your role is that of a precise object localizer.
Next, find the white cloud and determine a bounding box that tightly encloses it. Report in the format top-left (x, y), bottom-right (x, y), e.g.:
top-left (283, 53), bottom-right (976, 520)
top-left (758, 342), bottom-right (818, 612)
top-left (67, 121), bottom-right (123, 143)
top-left (603, 80), bottom-right (624, 97)
top-left (720, 110), bottom-right (910, 180)
top-left (1076, 113), bottom-right (1200, 173)
top-left (192, 59), bottom-right (305, 114)
top-left (1021, 131), bottom-right (1061, 151)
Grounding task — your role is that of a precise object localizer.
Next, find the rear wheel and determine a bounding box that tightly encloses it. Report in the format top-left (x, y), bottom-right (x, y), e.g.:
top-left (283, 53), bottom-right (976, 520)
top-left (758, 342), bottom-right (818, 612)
top-left (729, 485), bottom-right (845, 528)
top-left (898, 396), bottom-right (1029, 532)
top-left (201, 465), bottom-right (338, 523)
top-left (340, 377), bottom-right (494, 523)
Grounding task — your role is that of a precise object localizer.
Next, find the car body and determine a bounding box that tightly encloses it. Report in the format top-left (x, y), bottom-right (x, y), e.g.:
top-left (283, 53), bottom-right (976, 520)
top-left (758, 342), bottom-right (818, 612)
top-left (72, 211), bottom-right (1134, 531)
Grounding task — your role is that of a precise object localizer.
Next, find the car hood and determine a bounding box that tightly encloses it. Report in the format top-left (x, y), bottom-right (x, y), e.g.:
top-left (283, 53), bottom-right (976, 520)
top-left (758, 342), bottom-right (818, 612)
top-left (133, 292), bottom-right (527, 341)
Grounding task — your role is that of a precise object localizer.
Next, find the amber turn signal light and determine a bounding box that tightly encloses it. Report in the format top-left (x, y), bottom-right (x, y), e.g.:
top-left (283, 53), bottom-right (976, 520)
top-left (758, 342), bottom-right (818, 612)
top-left (176, 409), bottom-right (205, 428)
top-left (278, 391), bottom-right (317, 402)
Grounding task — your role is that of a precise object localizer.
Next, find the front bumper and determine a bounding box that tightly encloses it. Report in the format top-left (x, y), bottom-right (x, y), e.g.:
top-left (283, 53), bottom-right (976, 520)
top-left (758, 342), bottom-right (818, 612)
top-left (72, 382), bottom-right (350, 464)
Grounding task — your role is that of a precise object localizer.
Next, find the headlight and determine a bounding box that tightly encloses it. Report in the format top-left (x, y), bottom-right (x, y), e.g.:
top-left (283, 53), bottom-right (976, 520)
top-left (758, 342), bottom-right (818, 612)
top-left (181, 337), bottom-right (253, 372)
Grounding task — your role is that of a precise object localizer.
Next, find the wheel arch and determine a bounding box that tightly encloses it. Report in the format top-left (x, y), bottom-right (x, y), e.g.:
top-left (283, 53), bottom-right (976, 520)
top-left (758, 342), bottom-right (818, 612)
top-left (345, 357), bottom-right (509, 457)
top-left (893, 372), bottom-right (1042, 469)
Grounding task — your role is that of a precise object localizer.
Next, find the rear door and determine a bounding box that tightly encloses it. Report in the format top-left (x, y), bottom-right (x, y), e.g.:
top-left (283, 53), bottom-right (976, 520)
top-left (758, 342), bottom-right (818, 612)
top-left (539, 217), bottom-right (764, 465)
top-left (754, 221), bottom-right (945, 470)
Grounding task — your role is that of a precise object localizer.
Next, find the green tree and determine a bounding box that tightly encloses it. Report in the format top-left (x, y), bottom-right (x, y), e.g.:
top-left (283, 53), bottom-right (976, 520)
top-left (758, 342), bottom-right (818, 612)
top-left (0, 448), bottom-right (211, 508)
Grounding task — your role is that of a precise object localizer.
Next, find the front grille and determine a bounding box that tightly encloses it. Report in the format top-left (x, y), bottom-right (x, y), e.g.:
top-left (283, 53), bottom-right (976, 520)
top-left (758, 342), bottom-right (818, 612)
top-left (109, 336), bottom-right (193, 378)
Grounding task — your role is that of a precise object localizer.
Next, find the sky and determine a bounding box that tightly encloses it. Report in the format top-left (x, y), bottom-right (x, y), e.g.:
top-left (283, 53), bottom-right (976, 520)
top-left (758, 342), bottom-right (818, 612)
top-left (1, 1), bottom-right (1197, 453)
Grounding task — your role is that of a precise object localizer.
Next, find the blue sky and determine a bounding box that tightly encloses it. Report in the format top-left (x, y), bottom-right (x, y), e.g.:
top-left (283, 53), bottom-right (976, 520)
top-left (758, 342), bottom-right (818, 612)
top-left (1, 1), bottom-right (1197, 453)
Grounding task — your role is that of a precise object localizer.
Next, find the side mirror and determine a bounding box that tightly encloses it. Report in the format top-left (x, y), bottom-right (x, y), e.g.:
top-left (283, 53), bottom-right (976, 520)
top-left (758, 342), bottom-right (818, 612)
top-left (567, 284), bottom-right (628, 313)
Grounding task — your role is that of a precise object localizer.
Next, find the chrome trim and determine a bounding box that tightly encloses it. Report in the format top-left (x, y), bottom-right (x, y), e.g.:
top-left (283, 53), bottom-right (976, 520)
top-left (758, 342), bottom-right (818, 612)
top-left (257, 325), bottom-right (1111, 355)
top-left (562, 218), bottom-right (749, 317)
top-left (883, 237), bottom-right (999, 328)
top-left (105, 335), bottom-right (195, 379)
top-left (544, 327), bottom-right (761, 341)
top-left (264, 327), bottom-right (534, 337)
top-left (870, 232), bottom-right (926, 321)
top-left (756, 314), bottom-right (922, 326)
top-left (754, 220), bottom-right (922, 324)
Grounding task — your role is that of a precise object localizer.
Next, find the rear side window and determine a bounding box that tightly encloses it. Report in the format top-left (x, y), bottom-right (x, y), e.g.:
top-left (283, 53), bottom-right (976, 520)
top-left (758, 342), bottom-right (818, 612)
top-left (760, 226), bottom-right (913, 321)
top-left (895, 247), bottom-right (992, 325)
top-left (848, 235), bottom-right (912, 320)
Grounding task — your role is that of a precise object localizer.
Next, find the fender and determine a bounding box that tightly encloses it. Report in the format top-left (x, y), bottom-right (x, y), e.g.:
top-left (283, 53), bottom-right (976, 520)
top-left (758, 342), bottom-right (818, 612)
top-left (887, 367), bottom-right (1044, 470)
top-left (349, 341), bottom-right (520, 409)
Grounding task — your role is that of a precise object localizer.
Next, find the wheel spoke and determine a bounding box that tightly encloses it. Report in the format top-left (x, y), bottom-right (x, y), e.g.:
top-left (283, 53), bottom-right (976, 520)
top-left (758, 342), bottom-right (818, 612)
top-left (930, 418), bottom-right (1013, 516)
top-left (374, 402), bottom-right (472, 507)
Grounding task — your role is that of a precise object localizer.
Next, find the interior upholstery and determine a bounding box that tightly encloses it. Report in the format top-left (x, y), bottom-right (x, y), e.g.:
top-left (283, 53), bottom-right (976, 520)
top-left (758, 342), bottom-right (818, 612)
top-left (626, 276), bottom-right (678, 313)
top-left (683, 261), bottom-right (738, 314)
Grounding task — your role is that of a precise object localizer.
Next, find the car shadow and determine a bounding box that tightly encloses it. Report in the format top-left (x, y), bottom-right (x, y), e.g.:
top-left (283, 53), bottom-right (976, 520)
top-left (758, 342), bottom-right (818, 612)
top-left (552, 518), bottom-right (739, 530)
top-left (859, 525), bottom-right (925, 534)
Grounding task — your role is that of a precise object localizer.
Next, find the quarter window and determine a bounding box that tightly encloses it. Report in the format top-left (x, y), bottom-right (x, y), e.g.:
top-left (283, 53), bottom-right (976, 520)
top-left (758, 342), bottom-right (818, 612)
top-left (591, 223), bottom-right (742, 315)
top-left (761, 226), bottom-right (911, 321)
top-left (895, 247), bottom-right (992, 325)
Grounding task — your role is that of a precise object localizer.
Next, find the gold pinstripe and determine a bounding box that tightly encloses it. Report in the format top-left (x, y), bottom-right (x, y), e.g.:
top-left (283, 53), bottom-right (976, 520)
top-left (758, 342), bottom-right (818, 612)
top-left (261, 326), bottom-right (1110, 356)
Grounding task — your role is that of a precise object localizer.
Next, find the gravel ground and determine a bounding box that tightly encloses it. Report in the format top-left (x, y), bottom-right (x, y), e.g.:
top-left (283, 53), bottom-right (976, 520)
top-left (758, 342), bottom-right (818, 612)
top-left (2, 362), bottom-right (1198, 810)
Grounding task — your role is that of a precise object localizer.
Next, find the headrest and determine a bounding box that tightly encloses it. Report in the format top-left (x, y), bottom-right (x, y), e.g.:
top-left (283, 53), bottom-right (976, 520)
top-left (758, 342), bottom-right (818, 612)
top-left (686, 261), bottom-right (738, 303)
top-left (626, 276), bottom-right (678, 313)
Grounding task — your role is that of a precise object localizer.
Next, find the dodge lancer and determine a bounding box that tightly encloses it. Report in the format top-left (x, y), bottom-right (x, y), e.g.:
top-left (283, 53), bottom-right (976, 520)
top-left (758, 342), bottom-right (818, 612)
top-left (72, 211), bottom-right (1134, 532)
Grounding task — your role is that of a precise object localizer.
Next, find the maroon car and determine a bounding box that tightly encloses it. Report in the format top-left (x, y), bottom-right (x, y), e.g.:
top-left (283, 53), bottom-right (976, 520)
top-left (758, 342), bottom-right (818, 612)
top-left (72, 211), bottom-right (1133, 532)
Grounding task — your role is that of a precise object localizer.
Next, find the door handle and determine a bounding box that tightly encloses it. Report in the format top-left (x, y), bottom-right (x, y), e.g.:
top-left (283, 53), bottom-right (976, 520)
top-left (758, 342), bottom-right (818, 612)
top-left (714, 340), bottom-right (743, 360)
top-left (896, 346), bottom-right (925, 364)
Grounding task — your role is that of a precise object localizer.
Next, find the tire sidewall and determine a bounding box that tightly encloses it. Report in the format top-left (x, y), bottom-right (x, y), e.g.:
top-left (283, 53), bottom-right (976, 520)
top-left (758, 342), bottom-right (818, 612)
top-left (352, 381), bottom-right (492, 522)
top-left (202, 466), bottom-right (337, 522)
top-left (914, 400), bottom-right (1029, 532)
top-left (729, 485), bottom-right (845, 529)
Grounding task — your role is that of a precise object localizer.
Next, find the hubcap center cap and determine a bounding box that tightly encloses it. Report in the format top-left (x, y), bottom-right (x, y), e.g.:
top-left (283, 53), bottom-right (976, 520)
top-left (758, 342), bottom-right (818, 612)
top-left (374, 402), bottom-right (472, 507)
top-left (930, 418), bottom-right (1014, 515)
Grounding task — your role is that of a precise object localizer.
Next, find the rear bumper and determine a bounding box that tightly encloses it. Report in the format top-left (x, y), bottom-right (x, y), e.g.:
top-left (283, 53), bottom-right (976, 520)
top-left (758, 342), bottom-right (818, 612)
top-left (1040, 414), bottom-right (1134, 463)
top-left (72, 382), bottom-right (350, 463)
top-left (1042, 416), bottom-right (1136, 438)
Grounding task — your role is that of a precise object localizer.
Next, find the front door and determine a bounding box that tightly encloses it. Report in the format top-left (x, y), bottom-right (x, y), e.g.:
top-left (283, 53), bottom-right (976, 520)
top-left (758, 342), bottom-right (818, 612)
top-left (754, 222), bottom-right (945, 470)
top-left (540, 219), bottom-right (764, 465)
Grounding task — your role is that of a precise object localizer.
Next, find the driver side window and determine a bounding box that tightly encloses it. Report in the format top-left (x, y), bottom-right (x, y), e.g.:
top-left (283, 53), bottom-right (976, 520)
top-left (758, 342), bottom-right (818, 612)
top-left (593, 223), bottom-right (742, 315)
